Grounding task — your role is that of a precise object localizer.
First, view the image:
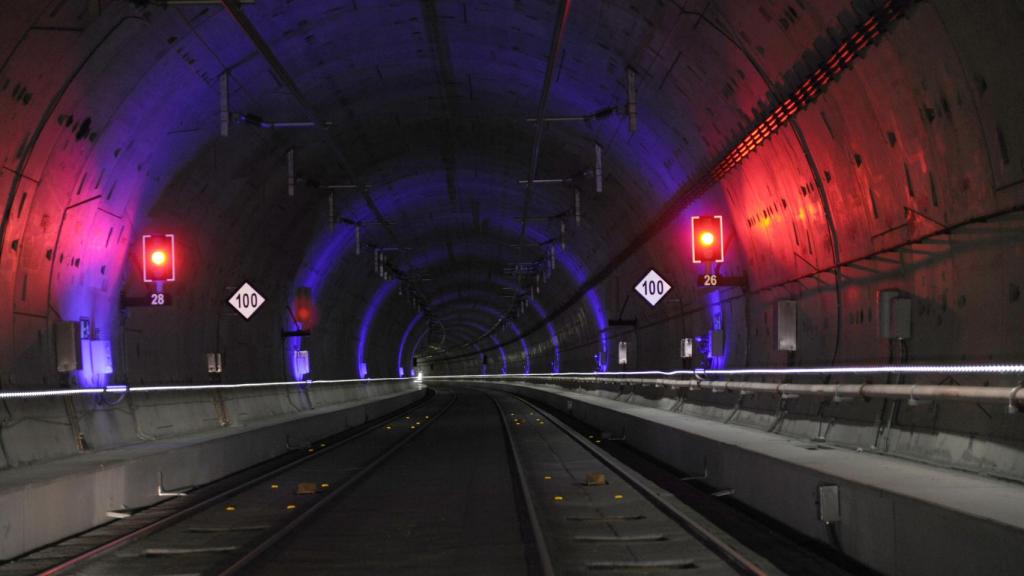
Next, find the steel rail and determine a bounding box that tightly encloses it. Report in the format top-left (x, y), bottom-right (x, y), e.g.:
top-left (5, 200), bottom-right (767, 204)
top-left (508, 393), bottom-right (770, 576)
top-left (215, 392), bottom-right (460, 575)
top-left (35, 392), bottom-right (435, 575)
top-left (487, 392), bottom-right (556, 576)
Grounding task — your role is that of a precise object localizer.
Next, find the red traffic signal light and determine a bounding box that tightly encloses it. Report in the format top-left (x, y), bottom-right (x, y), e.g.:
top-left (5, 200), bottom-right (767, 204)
top-left (691, 215), bottom-right (724, 264)
top-left (294, 286), bottom-right (316, 329)
top-left (142, 234), bottom-right (176, 282)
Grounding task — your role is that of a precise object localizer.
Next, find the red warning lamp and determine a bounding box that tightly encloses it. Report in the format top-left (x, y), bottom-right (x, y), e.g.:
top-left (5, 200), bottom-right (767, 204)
top-left (142, 234), bottom-right (176, 282)
top-left (691, 215), bottom-right (724, 264)
top-left (294, 286), bottom-right (315, 329)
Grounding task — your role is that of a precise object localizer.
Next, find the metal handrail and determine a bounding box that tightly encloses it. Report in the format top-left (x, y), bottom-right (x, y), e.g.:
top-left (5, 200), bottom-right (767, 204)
top-left (433, 373), bottom-right (1024, 413)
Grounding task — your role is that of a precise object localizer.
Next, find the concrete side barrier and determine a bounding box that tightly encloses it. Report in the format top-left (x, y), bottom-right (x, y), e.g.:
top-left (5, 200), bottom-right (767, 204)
top-left (0, 385), bottom-right (424, 560)
top-left (492, 381), bottom-right (1024, 576)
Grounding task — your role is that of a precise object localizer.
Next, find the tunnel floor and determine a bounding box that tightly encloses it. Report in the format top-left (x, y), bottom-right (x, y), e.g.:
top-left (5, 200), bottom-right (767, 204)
top-left (0, 385), bottom-right (798, 576)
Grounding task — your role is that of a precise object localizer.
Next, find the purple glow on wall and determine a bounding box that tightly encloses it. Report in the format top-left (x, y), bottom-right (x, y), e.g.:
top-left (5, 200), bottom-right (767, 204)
top-left (288, 170), bottom-right (610, 376)
top-left (509, 319), bottom-right (530, 374)
top-left (529, 297), bottom-right (560, 373)
top-left (431, 301), bottom-right (528, 373)
top-left (356, 279), bottom-right (399, 377)
top-left (406, 249), bottom-right (585, 367)
top-left (409, 326), bottom-right (430, 371)
top-left (397, 310), bottom-right (425, 376)
top-left (491, 334), bottom-right (508, 374)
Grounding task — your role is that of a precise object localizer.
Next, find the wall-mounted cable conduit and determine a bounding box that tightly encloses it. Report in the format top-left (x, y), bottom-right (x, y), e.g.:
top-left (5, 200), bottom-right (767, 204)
top-left (430, 370), bottom-right (1024, 412)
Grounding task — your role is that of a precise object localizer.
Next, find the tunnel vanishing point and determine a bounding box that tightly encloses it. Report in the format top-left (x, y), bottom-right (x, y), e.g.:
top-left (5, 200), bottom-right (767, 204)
top-left (1, 1), bottom-right (1024, 575)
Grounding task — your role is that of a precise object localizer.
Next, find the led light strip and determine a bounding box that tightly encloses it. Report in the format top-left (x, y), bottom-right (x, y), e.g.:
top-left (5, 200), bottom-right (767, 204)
top-left (697, 365), bottom-right (1024, 375)
top-left (3, 363), bottom-right (1021, 400)
top-left (0, 377), bottom-right (418, 400)
top-left (0, 388), bottom-right (105, 400)
top-left (424, 363), bottom-right (1024, 379)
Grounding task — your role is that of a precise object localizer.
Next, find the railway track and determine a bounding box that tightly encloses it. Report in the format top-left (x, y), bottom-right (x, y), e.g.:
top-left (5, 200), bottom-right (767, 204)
top-left (486, 390), bottom-right (772, 576)
top-left (0, 391), bottom-right (444, 576)
top-left (3, 385), bottom-right (779, 575)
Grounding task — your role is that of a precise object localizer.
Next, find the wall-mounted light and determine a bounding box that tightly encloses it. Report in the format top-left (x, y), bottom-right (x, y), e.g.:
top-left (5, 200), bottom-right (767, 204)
top-left (142, 234), bottom-right (176, 282)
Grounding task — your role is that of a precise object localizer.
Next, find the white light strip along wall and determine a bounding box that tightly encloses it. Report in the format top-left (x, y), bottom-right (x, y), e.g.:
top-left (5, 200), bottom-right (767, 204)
top-left (425, 363), bottom-right (1024, 380)
top-left (3, 364), bottom-right (1022, 400)
top-left (0, 377), bottom-right (418, 400)
top-left (0, 388), bottom-right (105, 400)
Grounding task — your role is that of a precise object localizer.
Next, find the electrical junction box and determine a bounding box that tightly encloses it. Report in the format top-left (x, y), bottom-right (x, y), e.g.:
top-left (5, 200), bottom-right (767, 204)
top-left (680, 338), bottom-right (693, 359)
top-left (879, 290), bottom-right (912, 340)
top-left (294, 350), bottom-right (311, 378)
top-left (777, 300), bottom-right (798, 351)
top-left (709, 329), bottom-right (725, 357)
top-left (79, 339), bottom-right (113, 379)
top-left (207, 352), bottom-right (223, 374)
top-left (90, 340), bottom-right (113, 375)
top-left (891, 298), bottom-right (912, 339)
top-left (55, 321), bottom-right (82, 373)
top-left (818, 484), bottom-right (841, 523)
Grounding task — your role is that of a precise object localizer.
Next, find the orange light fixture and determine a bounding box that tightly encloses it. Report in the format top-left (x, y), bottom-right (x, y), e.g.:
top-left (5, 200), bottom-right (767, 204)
top-left (150, 249), bottom-right (167, 266)
top-left (142, 234), bottom-right (176, 282)
top-left (691, 215), bottom-right (725, 264)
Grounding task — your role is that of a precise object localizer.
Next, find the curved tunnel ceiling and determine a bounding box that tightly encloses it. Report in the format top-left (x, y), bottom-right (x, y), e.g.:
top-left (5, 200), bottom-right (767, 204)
top-left (2, 0), bottom-right (1023, 385)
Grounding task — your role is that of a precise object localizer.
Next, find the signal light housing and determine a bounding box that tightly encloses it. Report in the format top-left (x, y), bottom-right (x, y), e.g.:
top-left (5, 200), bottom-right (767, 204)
top-left (691, 215), bottom-right (724, 264)
top-left (294, 286), bottom-right (315, 329)
top-left (142, 234), bottom-right (176, 282)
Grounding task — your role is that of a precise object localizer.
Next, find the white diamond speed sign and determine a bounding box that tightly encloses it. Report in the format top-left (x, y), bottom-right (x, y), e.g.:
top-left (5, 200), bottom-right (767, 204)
top-left (228, 282), bottom-right (265, 320)
top-left (635, 269), bottom-right (671, 306)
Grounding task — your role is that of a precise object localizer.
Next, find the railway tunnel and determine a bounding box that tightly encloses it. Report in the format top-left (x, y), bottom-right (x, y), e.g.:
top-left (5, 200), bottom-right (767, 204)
top-left (1, 0), bottom-right (1023, 574)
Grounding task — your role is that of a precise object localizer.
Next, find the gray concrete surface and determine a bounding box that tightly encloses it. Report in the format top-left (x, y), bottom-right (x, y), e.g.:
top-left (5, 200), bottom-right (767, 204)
top-left (0, 382), bottom-right (423, 560)
top-left (496, 381), bottom-right (1024, 576)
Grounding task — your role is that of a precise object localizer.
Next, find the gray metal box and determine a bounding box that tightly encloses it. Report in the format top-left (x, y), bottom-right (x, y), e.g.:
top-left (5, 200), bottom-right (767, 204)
top-left (680, 338), bottom-right (693, 359)
top-left (818, 484), bottom-right (840, 523)
top-left (891, 298), bottom-right (912, 339)
top-left (710, 329), bottom-right (725, 357)
top-left (55, 321), bottom-right (82, 373)
top-left (879, 290), bottom-right (912, 339)
top-left (207, 352), bottom-right (223, 374)
top-left (90, 340), bottom-right (113, 374)
top-left (777, 300), bottom-right (797, 351)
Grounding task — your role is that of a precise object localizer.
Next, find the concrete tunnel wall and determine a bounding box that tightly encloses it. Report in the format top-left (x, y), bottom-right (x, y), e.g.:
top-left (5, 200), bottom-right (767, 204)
top-left (1, 0), bottom-right (1023, 484)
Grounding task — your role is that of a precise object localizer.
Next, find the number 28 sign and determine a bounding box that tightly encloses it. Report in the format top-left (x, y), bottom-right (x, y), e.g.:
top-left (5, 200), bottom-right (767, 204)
top-left (635, 269), bottom-right (672, 306)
